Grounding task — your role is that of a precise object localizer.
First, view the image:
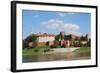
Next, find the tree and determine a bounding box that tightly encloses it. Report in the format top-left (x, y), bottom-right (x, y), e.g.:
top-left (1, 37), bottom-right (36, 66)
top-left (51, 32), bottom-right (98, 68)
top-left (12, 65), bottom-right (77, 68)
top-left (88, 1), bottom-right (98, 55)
top-left (64, 35), bottom-right (71, 41)
top-left (23, 40), bottom-right (28, 49)
top-left (50, 40), bottom-right (60, 48)
top-left (31, 34), bottom-right (37, 41)
top-left (60, 34), bottom-right (64, 39)
top-left (23, 34), bottom-right (37, 48)
top-left (74, 37), bottom-right (80, 41)
top-left (55, 32), bottom-right (65, 41)
top-left (80, 34), bottom-right (88, 41)
top-left (80, 35), bottom-right (85, 41)
top-left (55, 34), bottom-right (61, 41)
top-left (85, 34), bottom-right (88, 41)
top-left (23, 36), bottom-right (32, 49)
top-left (87, 38), bottom-right (91, 47)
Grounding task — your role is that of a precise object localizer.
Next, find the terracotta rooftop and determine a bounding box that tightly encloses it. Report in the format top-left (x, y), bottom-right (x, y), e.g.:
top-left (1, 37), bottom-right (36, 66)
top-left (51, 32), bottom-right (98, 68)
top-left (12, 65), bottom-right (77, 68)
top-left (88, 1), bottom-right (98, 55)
top-left (67, 34), bottom-right (80, 38)
top-left (34, 33), bottom-right (55, 37)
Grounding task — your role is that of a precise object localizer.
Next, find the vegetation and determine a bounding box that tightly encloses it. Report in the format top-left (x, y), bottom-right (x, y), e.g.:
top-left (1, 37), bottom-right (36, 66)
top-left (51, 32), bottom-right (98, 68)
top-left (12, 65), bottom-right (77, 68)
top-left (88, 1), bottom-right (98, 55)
top-left (23, 34), bottom-right (37, 48)
top-left (80, 34), bottom-right (89, 41)
top-left (23, 46), bottom-right (50, 56)
top-left (23, 46), bottom-right (91, 58)
top-left (23, 33), bottom-right (91, 62)
top-left (73, 47), bottom-right (91, 57)
top-left (55, 34), bottom-right (63, 41)
top-left (23, 32), bottom-right (90, 49)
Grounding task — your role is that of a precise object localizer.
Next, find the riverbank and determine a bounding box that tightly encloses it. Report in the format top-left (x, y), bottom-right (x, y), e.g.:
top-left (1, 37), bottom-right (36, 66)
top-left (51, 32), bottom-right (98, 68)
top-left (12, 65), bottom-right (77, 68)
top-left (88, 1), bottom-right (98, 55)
top-left (22, 47), bottom-right (91, 62)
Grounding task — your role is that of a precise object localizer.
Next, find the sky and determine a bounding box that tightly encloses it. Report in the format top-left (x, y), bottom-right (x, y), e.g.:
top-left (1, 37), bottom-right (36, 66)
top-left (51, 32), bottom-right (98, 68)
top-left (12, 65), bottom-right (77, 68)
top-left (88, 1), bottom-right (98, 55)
top-left (22, 10), bottom-right (91, 39)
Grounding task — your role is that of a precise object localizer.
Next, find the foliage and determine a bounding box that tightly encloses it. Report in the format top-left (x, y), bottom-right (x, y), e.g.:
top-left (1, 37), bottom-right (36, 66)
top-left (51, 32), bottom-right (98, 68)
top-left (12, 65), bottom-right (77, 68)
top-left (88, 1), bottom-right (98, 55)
top-left (55, 34), bottom-right (61, 41)
top-left (65, 34), bottom-right (72, 41)
top-left (87, 38), bottom-right (91, 46)
top-left (80, 34), bottom-right (88, 41)
top-left (23, 40), bottom-right (28, 49)
top-left (23, 46), bottom-right (50, 56)
top-left (23, 34), bottom-right (37, 48)
top-left (34, 49), bottom-right (39, 52)
top-left (52, 40), bottom-right (61, 48)
top-left (61, 44), bottom-right (66, 48)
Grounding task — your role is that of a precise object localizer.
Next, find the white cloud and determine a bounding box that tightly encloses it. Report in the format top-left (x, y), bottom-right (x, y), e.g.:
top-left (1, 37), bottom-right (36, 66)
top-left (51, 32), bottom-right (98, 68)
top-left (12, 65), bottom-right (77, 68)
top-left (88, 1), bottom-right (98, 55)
top-left (60, 23), bottom-right (79, 30)
top-left (67, 12), bottom-right (77, 15)
top-left (58, 13), bottom-right (66, 17)
top-left (41, 19), bottom-right (80, 35)
top-left (42, 19), bottom-right (63, 29)
top-left (58, 12), bottom-right (77, 17)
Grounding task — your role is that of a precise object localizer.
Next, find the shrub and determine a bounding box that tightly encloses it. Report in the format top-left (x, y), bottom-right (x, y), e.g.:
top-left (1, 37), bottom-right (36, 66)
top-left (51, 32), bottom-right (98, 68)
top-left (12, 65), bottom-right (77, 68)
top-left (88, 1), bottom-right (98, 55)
top-left (34, 49), bottom-right (39, 52)
top-left (61, 44), bottom-right (66, 48)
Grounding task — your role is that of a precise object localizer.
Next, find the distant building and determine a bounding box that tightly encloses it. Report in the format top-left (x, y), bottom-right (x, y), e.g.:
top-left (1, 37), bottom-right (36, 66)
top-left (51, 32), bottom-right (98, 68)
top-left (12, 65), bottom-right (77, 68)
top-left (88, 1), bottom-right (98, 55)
top-left (33, 33), bottom-right (55, 46)
top-left (36, 33), bottom-right (54, 42)
top-left (27, 32), bottom-right (90, 48)
top-left (67, 34), bottom-right (80, 39)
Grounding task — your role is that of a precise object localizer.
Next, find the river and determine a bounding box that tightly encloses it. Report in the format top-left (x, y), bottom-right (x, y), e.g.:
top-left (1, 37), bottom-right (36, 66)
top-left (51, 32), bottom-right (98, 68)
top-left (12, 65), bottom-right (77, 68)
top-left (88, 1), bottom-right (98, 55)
top-left (23, 52), bottom-right (90, 63)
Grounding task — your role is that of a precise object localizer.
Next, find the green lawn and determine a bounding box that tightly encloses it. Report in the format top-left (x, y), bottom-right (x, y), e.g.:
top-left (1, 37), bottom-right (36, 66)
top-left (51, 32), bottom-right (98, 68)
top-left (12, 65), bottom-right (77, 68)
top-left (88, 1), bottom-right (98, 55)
top-left (23, 46), bottom-right (50, 56)
top-left (73, 47), bottom-right (91, 57)
top-left (23, 47), bottom-right (91, 57)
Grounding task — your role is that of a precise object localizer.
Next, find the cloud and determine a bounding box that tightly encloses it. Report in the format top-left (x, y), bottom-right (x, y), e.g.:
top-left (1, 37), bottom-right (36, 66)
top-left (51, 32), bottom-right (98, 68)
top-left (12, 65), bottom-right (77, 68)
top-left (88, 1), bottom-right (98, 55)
top-left (58, 13), bottom-right (66, 17)
top-left (67, 12), bottom-right (77, 15)
top-left (60, 23), bottom-right (79, 30)
top-left (42, 19), bottom-right (63, 29)
top-left (41, 19), bottom-right (80, 35)
top-left (58, 12), bottom-right (77, 17)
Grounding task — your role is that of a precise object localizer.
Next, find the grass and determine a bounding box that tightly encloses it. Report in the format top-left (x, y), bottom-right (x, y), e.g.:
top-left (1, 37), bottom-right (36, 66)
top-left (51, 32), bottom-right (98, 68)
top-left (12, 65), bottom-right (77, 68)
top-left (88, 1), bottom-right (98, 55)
top-left (23, 46), bottom-right (91, 57)
top-left (73, 47), bottom-right (91, 57)
top-left (23, 46), bottom-right (50, 56)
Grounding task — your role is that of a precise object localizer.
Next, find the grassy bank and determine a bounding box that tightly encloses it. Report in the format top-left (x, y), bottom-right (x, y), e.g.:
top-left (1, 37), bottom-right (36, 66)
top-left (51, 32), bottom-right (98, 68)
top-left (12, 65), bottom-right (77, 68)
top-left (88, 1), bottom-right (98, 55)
top-left (23, 46), bottom-right (91, 57)
top-left (23, 46), bottom-right (50, 56)
top-left (73, 47), bottom-right (91, 57)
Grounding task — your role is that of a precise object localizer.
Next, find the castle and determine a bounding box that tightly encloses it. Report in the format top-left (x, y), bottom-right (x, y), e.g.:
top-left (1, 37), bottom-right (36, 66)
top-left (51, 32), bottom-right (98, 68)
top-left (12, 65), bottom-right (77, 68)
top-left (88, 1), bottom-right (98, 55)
top-left (27, 32), bottom-right (90, 48)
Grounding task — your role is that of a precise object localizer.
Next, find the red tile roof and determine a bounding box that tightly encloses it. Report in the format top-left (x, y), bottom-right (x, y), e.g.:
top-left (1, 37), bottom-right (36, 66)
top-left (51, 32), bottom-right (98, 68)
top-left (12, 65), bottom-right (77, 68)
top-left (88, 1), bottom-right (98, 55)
top-left (35, 33), bottom-right (55, 37)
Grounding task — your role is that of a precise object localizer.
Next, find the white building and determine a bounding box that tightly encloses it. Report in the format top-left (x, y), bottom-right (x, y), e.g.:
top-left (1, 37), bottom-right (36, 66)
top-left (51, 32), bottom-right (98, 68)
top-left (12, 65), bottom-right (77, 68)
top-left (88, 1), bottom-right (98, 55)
top-left (35, 33), bottom-right (55, 46)
top-left (36, 33), bottom-right (55, 42)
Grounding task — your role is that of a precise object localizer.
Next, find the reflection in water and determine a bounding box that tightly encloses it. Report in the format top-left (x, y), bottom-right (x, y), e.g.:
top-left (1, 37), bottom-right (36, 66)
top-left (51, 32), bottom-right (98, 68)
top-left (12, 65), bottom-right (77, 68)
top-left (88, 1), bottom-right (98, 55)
top-left (23, 52), bottom-right (90, 63)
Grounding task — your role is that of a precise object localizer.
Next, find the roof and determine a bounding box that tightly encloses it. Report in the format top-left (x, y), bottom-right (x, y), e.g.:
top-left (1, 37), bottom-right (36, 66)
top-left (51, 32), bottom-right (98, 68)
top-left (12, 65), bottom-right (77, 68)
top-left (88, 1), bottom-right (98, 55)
top-left (34, 33), bottom-right (55, 37)
top-left (67, 34), bottom-right (80, 38)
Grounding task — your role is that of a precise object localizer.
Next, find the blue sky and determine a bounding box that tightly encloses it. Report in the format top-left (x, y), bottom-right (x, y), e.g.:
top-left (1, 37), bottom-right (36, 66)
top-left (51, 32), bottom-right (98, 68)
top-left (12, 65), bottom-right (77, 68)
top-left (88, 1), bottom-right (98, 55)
top-left (22, 10), bottom-right (91, 39)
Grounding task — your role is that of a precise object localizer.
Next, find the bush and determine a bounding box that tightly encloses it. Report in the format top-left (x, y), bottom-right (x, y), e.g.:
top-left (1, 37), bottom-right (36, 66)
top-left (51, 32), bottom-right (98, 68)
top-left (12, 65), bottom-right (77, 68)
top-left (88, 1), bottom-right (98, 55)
top-left (44, 49), bottom-right (50, 52)
top-left (61, 44), bottom-right (66, 48)
top-left (34, 49), bottom-right (39, 52)
top-left (50, 45), bottom-right (61, 48)
top-left (50, 40), bottom-right (61, 48)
